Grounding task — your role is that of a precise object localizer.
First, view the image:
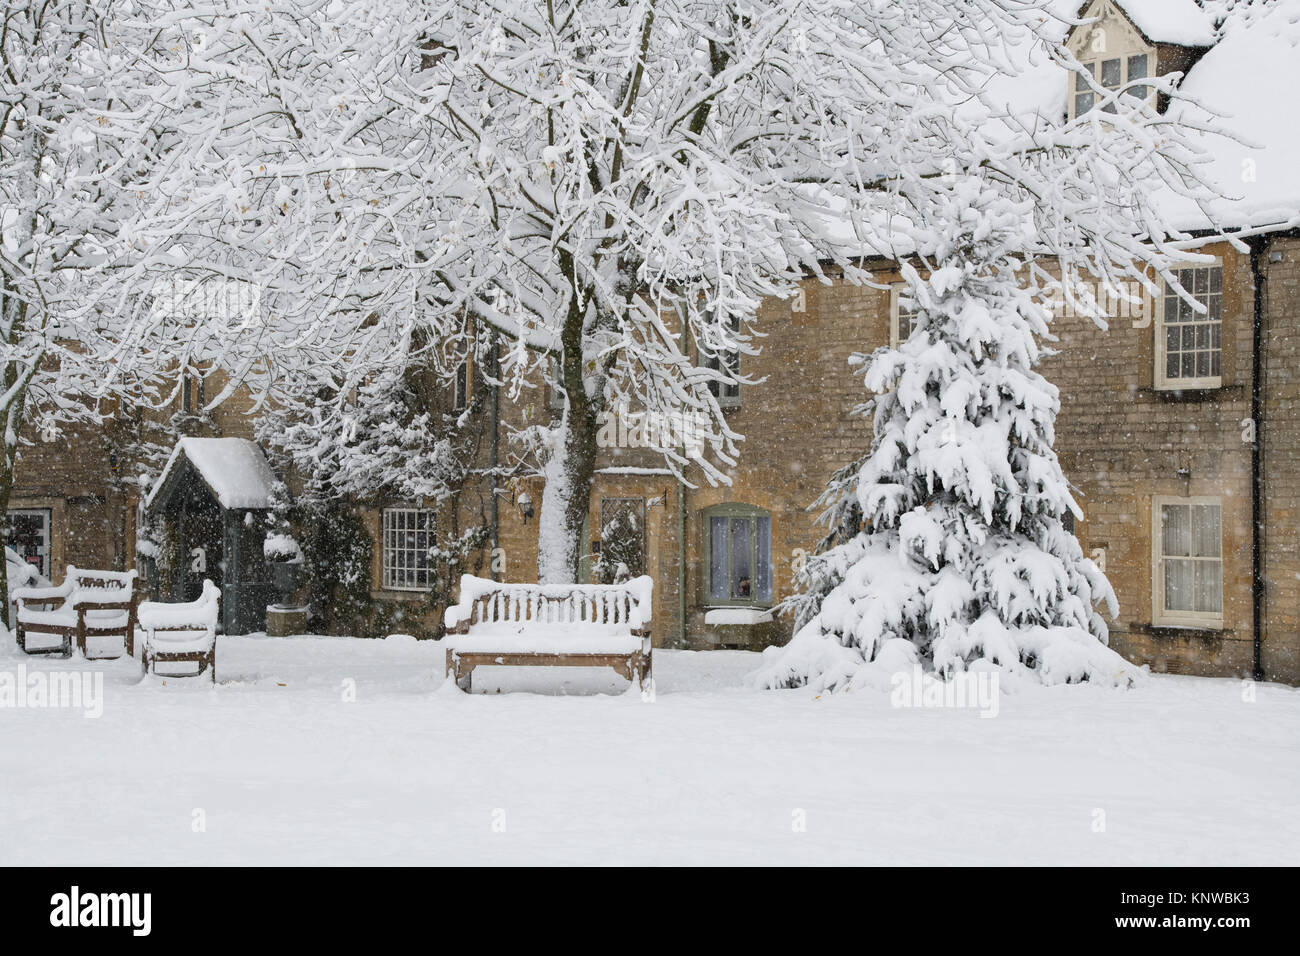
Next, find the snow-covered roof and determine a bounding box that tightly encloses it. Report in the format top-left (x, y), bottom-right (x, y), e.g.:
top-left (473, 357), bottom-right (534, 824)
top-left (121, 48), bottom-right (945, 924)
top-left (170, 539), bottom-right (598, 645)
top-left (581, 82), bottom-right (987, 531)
top-left (145, 437), bottom-right (279, 511)
top-left (1020, 0), bottom-right (1300, 233)
top-left (1158, 1), bottom-right (1300, 230)
top-left (1098, 0), bottom-right (1217, 47)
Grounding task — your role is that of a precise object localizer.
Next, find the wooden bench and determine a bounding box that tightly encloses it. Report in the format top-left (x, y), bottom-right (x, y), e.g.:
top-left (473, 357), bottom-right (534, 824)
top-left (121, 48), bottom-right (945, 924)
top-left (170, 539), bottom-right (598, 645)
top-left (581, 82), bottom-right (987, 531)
top-left (139, 580), bottom-right (221, 682)
top-left (13, 567), bottom-right (139, 659)
top-left (443, 575), bottom-right (654, 693)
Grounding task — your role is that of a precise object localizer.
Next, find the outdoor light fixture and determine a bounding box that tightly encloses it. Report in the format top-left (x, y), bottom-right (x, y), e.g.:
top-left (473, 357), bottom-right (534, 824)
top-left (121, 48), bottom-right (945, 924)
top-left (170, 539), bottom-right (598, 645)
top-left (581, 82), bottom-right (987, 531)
top-left (517, 491), bottom-right (534, 523)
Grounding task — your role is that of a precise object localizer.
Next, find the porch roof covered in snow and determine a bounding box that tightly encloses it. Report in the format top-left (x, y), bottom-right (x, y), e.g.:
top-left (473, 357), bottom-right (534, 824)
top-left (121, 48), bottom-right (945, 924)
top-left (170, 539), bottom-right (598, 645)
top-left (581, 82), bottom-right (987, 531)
top-left (144, 437), bottom-right (280, 514)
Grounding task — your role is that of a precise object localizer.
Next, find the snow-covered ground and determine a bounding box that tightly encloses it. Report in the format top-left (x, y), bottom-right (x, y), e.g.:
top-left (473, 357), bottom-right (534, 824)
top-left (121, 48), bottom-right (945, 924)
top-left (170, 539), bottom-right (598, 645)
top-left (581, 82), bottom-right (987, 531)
top-left (1, 633), bottom-right (1297, 865)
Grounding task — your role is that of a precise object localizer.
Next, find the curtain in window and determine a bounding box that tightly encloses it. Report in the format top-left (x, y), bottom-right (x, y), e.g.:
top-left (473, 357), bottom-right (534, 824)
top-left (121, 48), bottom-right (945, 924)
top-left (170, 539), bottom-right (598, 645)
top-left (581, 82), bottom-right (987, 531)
top-left (1161, 503), bottom-right (1221, 616)
top-left (707, 512), bottom-right (772, 603)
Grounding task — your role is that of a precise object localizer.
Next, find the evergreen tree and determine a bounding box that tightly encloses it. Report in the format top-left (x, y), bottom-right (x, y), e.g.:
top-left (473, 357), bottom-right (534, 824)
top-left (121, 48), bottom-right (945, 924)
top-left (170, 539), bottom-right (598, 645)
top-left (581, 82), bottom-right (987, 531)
top-left (758, 182), bottom-right (1138, 692)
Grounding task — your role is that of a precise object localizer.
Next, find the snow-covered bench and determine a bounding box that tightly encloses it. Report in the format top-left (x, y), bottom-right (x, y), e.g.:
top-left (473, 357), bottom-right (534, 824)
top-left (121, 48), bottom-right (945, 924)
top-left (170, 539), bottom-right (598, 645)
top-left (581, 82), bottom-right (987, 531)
top-left (139, 580), bottom-right (221, 682)
top-left (13, 567), bottom-right (139, 659)
top-left (443, 575), bottom-right (654, 693)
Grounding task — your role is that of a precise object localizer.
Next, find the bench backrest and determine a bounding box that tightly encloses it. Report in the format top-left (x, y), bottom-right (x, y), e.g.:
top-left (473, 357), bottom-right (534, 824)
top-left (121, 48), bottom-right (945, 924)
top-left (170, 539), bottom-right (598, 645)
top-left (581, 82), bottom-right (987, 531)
top-left (445, 575), bottom-right (654, 633)
top-left (139, 579), bottom-right (221, 632)
top-left (69, 566), bottom-right (137, 606)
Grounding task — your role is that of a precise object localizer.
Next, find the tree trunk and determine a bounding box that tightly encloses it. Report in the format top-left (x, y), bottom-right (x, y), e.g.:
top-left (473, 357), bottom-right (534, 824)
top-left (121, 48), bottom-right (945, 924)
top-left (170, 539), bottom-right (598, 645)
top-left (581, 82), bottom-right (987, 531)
top-left (0, 270), bottom-right (30, 632)
top-left (0, 462), bottom-right (12, 631)
top-left (0, 396), bottom-right (22, 632)
top-left (536, 291), bottom-right (602, 585)
top-left (537, 405), bottom-right (599, 584)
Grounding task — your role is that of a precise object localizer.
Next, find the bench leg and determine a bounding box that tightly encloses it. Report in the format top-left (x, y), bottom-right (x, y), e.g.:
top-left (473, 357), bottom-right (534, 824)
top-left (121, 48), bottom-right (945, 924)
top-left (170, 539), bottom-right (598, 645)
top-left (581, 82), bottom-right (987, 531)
top-left (456, 660), bottom-right (473, 693)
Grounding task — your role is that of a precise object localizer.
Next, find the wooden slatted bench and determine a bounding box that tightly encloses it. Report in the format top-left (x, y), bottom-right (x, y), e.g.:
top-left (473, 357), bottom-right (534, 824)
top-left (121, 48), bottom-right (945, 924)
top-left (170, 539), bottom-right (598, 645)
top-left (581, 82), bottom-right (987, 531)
top-left (443, 575), bottom-right (654, 693)
top-left (13, 567), bottom-right (139, 659)
top-left (139, 580), bottom-right (222, 682)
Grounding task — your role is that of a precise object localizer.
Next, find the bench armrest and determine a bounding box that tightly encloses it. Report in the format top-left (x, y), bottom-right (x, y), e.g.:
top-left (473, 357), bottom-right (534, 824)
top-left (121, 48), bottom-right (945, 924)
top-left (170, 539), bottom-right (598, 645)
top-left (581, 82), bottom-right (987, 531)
top-left (445, 573), bottom-right (497, 629)
top-left (12, 580), bottom-right (74, 605)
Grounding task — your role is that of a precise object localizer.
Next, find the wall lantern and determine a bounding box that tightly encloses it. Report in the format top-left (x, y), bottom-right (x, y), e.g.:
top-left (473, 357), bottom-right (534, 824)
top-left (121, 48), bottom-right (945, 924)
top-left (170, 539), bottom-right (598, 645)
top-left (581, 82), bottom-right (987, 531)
top-left (517, 491), bottom-right (534, 524)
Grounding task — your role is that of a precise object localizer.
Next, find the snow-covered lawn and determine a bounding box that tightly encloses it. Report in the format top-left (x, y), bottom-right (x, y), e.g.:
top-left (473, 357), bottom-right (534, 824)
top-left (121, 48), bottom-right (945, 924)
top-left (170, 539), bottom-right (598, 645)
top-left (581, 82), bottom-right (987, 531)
top-left (1, 633), bottom-right (1297, 865)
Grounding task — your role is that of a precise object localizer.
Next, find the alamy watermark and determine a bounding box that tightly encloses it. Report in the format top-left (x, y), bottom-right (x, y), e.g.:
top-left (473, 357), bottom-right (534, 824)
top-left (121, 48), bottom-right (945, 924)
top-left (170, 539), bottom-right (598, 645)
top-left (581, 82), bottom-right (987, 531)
top-left (50, 886), bottom-right (150, 936)
top-left (0, 664), bottom-right (104, 718)
top-left (596, 403), bottom-right (709, 454)
top-left (890, 665), bottom-right (1000, 718)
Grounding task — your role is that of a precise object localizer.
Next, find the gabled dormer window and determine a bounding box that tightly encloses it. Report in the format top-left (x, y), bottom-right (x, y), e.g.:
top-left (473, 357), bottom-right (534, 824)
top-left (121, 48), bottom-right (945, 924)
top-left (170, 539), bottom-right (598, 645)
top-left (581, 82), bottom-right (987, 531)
top-left (1066, 0), bottom-right (1158, 121)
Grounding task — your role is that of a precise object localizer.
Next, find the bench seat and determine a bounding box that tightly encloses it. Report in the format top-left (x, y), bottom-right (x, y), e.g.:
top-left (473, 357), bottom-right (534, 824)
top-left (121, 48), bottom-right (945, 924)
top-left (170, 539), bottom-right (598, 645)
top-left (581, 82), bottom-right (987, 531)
top-left (447, 635), bottom-right (644, 656)
top-left (443, 575), bottom-right (654, 693)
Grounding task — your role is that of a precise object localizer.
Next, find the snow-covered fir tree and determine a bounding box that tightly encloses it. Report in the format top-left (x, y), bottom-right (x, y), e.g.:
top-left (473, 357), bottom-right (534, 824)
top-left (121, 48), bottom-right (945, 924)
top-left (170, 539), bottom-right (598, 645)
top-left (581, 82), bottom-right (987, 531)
top-left (757, 181), bottom-right (1140, 691)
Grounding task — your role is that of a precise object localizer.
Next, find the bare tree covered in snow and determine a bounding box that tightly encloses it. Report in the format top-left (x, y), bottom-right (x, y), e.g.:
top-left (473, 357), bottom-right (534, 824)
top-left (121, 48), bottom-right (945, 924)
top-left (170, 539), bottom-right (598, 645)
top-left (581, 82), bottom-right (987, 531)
top-left (0, 1), bottom-right (237, 621)
top-left (149, 1), bottom-right (1224, 614)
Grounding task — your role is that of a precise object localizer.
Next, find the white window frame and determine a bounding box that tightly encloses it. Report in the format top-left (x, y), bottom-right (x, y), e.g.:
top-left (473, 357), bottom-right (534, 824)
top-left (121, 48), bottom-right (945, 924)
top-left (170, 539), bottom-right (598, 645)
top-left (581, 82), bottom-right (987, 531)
top-left (1151, 496), bottom-right (1223, 629)
top-left (889, 283), bottom-right (922, 348)
top-left (1155, 260), bottom-right (1224, 391)
top-left (381, 507), bottom-right (436, 592)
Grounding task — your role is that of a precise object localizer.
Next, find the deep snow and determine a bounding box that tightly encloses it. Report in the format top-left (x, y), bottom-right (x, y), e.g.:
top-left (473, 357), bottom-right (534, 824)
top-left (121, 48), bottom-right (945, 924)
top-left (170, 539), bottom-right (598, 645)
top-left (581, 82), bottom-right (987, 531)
top-left (1, 633), bottom-right (1296, 865)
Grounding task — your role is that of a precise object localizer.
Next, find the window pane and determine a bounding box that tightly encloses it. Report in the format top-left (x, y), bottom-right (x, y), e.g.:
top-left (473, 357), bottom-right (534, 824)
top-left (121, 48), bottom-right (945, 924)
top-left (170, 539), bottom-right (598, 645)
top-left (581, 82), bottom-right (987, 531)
top-left (730, 517), bottom-right (752, 599)
top-left (709, 517), bottom-right (729, 600)
top-left (1075, 92), bottom-right (1094, 115)
top-left (1192, 504), bottom-right (1221, 558)
top-left (755, 517), bottom-right (772, 602)
top-left (1127, 54), bottom-right (1148, 80)
top-left (1165, 558), bottom-right (1193, 612)
top-left (1162, 504), bottom-right (1190, 557)
top-left (1101, 58), bottom-right (1121, 88)
top-left (1195, 560), bottom-right (1222, 614)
